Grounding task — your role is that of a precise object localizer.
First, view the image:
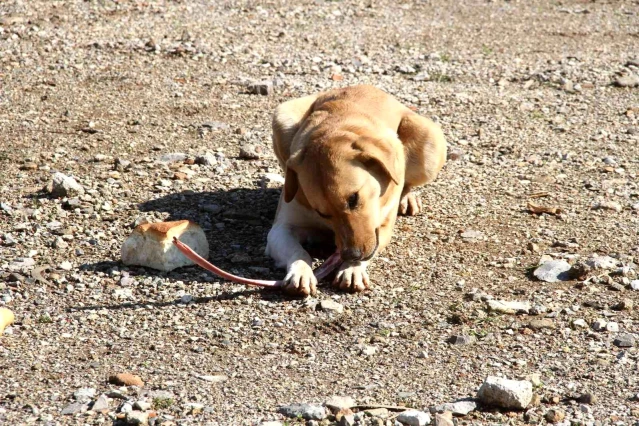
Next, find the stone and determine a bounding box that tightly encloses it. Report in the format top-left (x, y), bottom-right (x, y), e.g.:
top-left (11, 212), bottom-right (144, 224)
top-left (260, 173), bottom-right (285, 185)
top-left (606, 322), bottom-right (620, 332)
top-left (572, 319), bottom-right (588, 329)
top-left (396, 410), bottom-right (431, 426)
top-left (544, 409), bottom-right (565, 424)
top-left (477, 376), bottom-right (533, 409)
top-left (194, 152), bottom-right (217, 166)
top-left (631, 280), bottom-right (639, 291)
top-left (585, 255), bottom-right (618, 270)
top-left (533, 260), bottom-right (572, 282)
top-left (53, 237), bottom-right (68, 249)
top-left (613, 333), bottom-right (635, 347)
top-left (320, 300), bottom-right (344, 314)
top-left (460, 230), bottom-right (485, 241)
top-left (239, 144), bottom-right (264, 160)
top-left (528, 319), bottom-right (555, 330)
top-left (109, 373), bottom-right (144, 387)
top-left (592, 200), bottom-right (622, 212)
top-left (447, 334), bottom-right (475, 345)
top-left (126, 411), bottom-right (149, 425)
top-left (486, 300), bottom-right (531, 314)
top-left (73, 388), bottom-right (96, 403)
top-left (614, 74), bottom-right (639, 87)
top-left (121, 221), bottom-right (209, 272)
top-left (612, 298), bottom-right (633, 311)
top-left (430, 399), bottom-right (477, 416)
top-left (361, 346), bottom-right (377, 356)
top-left (193, 374), bottom-right (228, 383)
top-left (46, 172), bottom-right (85, 198)
top-left (325, 396), bottom-right (355, 412)
top-left (433, 411), bottom-right (453, 426)
top-left (61, 402), bottom-right (88, 415)
top-left (591, 318), bottom-right (607, 331)
top-left (248, 81), bottom-right (274, 96)
top-left (114, 158), bottom-right (132, 171)
top-left (134, 401), bottom-right (151, 411)
top-left (92, 394), bottom-right (109, 412)
top-left (576, 392), bottom-right (597, 405)
top-left (277, 403), bottom-right (326, 420)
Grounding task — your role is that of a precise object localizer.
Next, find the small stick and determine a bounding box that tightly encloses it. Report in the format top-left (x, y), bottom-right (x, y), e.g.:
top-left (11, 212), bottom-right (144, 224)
top-left (172, 237), bottom-right (342, 288)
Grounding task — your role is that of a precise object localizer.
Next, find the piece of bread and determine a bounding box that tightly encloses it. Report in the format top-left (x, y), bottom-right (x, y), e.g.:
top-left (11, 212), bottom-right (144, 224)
top-left (121, 220), bottom-right (209, 271)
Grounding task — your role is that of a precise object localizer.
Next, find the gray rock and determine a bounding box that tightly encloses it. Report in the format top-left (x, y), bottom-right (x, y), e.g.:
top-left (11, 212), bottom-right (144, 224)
top-left (61, 402), bottom-right (88, 415)
top-left (591, 318), bottom-right (607, 331)
top-left (53, 237), bottom-right (68, 249)
top-left (430, 399), bottom-right (477, 416)
top-left (592, 200), bottom-right (622, 212)
top-left (397, 410), bottom-right (431, 426)
top-left (447, 334), bottom-right (475, 345)
top-left (338, 414), bottom-right (356, 426)
top-left (91, 394), bottom-right (109, 412)
top-left (433, 412), bottom-right (453, 426)
top-left (1, 202), bottom-right (14, 215)
top-left (114, 158), bottom-right (132, 171)
top-left (460, 230), bottom-right (485, 242)
top-left (248, 81), bottom-right (274, 96)
top-left (614, 74), bottom-right (639, 87)
top-left (613, 333), bottom-right (635, 347)
top-left (201, 121), bottom-right (229, 131)
top-left (324, 395), bottom-right (355, 411)
top-left (125, 410), bottom-right (149, 425)
top-left (533, 260), bottom-right (572, 282)
top-left (606, 322), bottom-right (619, 332)
top-left (630, 280), bottom-right (639, 290)
top-left (477, 376), bottom-right (533, 409)
top-left (47, 172), bottom-right (85, 198)
top-left (277, 403), bottom-right (326, 420)
top-left (585, 255), bottom-right (618, 270)
top-left (486, 300), bottom-right (531, 314)
top-left (320, 299), bottom-right (344, 314)
top-left (134, 401), bottom-right (151, 411)
top-left (239, 144), bottom-right (265, 160)
top-left (195, 152), bottom-right (217, 166)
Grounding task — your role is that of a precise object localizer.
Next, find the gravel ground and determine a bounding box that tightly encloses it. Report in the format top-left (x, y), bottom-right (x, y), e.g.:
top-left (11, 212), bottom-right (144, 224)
top-left (1, 0), bottom-right (639, 425)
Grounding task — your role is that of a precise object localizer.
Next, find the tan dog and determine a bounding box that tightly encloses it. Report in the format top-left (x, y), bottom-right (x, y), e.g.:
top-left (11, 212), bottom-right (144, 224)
top-left (265, 85), bottom-right (447, 295)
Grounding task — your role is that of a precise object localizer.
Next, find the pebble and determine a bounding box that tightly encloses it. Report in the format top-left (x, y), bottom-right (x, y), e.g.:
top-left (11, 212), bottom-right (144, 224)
top-left (486, 300), bottom-right (530, 314)
top-left (248, 80), bottom-right (274, 96)
top-left (477, 376), bottom-right (533, 409)
top-left (591, 318), bottom-right (607, 331)
top-left (592, 200), bottom-right (622, 212)
top-left (73, 387), bottom-right (96, 403)
top-left (612, 298), bottom-right (633, 311)
top-left (431, 399), bottom-right (477, 415)
top-left (396, 410), bottom-right (431, 426)
top-left (533, 260), bottom-right (572, 282)
top-left (585, 255), bottom-right (618, 270)
top-left (61, 402), bottom-right (88, 415)
top-left (572, 319), bottom-right (588, 328)
top-left (576, 392), bottom-right (597, 405)
top-left (109, 373), bottom-right (145, 387)
top-left (325, 396), bottom-right (355, 412)
top-left (125, 411), bottom-right (149, 425)
top-left (528, 319), bottom-right (555, 330)
top-left (158, 153), bottom-right (187, 163)
top-left (447, 334), bottom-right (475, 345)
top-left (433, 411), bottom-right (453, 426)
top-left (195, 152), bottom-right (217, 166)
top-left (277, 403), bottom-right (326, 420)
top-left (92, 394), bottom-right (109, 412)
top-left (320, 299), bottom-right (344, 314)
top-left (46, 172), bottom-right (85, 198)
top-left (460, 229), bottom-right (485, 242)
top-left (193, 374), bottom-right (228, 383)
top-left (631, 280), bottom-right (639, 290)
top-left (614, 74), bottom-right (639, 87)
top-left (361, 346), bottom-right (377, 356)
top-left (613, 333), bottom-right (636, 347)
top-left (53, 237), bottom-right (68, 249)
top-left (544, 409), bottom-right (565, 423)
top-left (606, 322), bottom-right (619, 332)
top-left (134, 401), bottom-right (151, 411)
top-left (239, 144), bottom-right (265, 159)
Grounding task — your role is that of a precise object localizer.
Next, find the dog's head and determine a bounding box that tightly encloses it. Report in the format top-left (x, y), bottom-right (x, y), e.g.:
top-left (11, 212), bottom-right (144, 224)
top-left (284, 132), bottom-right (404, 262)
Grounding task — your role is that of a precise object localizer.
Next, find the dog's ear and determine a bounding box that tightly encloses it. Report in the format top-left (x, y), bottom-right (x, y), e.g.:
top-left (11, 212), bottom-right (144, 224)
top-left (283, 166), bottom-right (299, 203)
top-left (353, 138), bottom-right (400, 185)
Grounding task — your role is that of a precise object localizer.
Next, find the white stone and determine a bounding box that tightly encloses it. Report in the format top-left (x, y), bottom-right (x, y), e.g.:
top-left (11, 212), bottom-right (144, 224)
top-left (477, 376), bottom-right (533, 409)
top-left (397, 410), bottom-right (431, 426)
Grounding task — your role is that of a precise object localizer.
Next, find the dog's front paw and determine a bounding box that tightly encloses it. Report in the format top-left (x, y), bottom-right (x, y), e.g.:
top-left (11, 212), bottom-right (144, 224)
top-left (399, 192), bottom-right (422, 216)
top-left (283, 260), bottom-right (317, 296)
top-left (333, 261), bottom-right (370, 293)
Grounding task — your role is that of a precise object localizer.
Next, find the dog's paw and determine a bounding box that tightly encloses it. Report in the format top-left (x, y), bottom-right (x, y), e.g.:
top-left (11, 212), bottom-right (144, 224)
top-left (399, 192), bottom-right (422, 216)
top-left (282, 260), bottom-right (317, 296)
top-left (332, 261), bottom-right (370, 292)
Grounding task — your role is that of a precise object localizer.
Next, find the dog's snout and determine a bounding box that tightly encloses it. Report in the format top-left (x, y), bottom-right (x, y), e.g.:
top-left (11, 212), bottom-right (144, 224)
top-left (341, 247), bottom-right (362, 262)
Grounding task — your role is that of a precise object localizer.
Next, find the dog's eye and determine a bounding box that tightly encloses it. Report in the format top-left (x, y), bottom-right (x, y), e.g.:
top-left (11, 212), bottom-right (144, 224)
top-left (347, 192), bottom-right (359, 210)
top-left (315, 210), bottom-right (331, 219)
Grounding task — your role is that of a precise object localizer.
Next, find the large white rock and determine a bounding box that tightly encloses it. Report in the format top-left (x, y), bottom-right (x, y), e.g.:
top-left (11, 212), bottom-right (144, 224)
top-left (477, 376), bottom-right (532, 409)
top-left (397, 410), bottom-right (431, 426)
top-left (121, 220), bottom-right (209, 271)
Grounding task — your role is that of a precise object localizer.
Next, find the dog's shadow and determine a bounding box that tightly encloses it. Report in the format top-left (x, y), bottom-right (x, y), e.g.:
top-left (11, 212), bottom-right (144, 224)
top-left (70, 186), bottom-right (337, 312)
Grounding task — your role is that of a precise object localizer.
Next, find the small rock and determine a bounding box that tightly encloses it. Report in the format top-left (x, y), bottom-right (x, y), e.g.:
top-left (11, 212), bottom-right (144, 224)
top-left (572, 319), bottom-right (588, 329)
top-left (612, 298), bottom-right (633, 311)
top-left (396, 410), bottom-right (431, 426)
top-left (460, 230), bottom-right (485, 242)
top-left (591, 318), bottom-right (607, 331)
top-left (46, 172), bottom-right (85, 198)
top-left (361, 346), bottom-right (377, 356)
top-left (544, 409), bottom-right (565, 424)
top-left (528, 319), bottom-right (555, 330)
top-left (61, 402), bottom-right (88, 415)
top-left (487, 299), bottom-right (531, 314)
top-left (447, 147), bottom-right (464, 161)
top-left (585, 255), bottom-right (618, 270)
top-left (193, 374), bottom-right (228, 383)
top-left (592, 200), bottom-right (622, 212)
top-left (631, 280), bottom-right (639, 291)
top-left (53, 237), bottom-right (68, 249)
top-left (277, 403), bottom-right (326, 420)
top-left (431, 399), bottom-right (477, 416)
top-left (195, 152), bottom-right (217, 166)
top-left (73, 388), bottom-right (96, 403)
top-left (134, 401), bottom-right (151, 411)
top-left (606, 322), bottom-right (620, 332)
top-left (433, 411), bottom-right (453, 426)
top-left (338, 414), bottom-right (356, 426)
top-left (92, 394), bottom-right (109, 412)
top-left (319, 300), bottom-right (344, 314)
top-left (477, 376), bottom-right (533, 409)
top-left (114, 158), bottom-right (132, 171)
top-left (158, 153), bottom-right (187, 163)
top-left (533, 260), bottom-right (572, 282)
top-left (109, 373), bottom-right (144, 387)
top-left (613, 333), bottom-right (636, 347)
top-left (447, 334), bottom-right (476, 345)
top-left (614, 74), bottom-right (639, 87)
top-left (239, 144), bottom-right (264, 160)
top-left (260, 173), bottom-right (286, 187)
top-left (126, 411), bottom-right (149, 425)
top-left (325, 396), bottom-right (355, 412)
top-left (248, 81), bottom-right (274, 96)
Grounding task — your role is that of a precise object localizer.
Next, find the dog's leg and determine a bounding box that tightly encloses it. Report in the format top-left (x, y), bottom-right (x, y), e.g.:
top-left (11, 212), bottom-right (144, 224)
top-left (397, 113), bottom-right (447, 216)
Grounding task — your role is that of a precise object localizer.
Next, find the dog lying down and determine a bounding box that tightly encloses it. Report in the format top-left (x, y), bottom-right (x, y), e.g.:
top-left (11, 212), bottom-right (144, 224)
top-left (178, 85), bottom-right (447, 295)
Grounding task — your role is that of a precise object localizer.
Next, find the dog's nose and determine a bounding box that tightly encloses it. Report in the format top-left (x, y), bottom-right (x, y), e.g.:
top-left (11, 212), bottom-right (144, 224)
top-left (341, 247), bottom-right (362, 261)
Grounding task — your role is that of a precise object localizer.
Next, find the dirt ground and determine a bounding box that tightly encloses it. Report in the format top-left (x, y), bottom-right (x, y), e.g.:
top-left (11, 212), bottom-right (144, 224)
top-left (1, 0), bottom-right (638, 425)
